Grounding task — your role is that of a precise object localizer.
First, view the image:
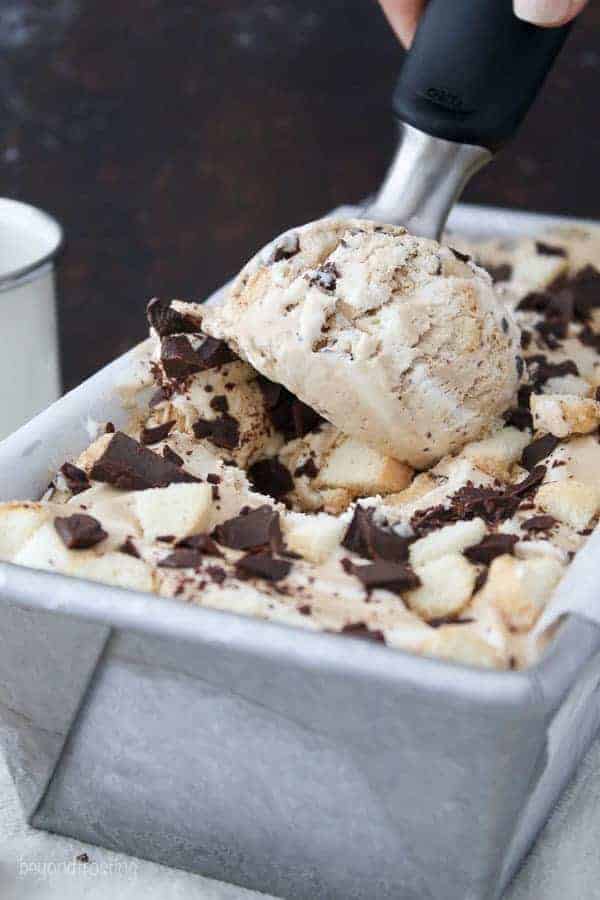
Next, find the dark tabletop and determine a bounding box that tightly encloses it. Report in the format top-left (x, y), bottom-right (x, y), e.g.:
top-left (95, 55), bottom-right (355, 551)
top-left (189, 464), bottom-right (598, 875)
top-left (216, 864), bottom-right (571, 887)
top-left (2, 0), bottom-right (599, 391)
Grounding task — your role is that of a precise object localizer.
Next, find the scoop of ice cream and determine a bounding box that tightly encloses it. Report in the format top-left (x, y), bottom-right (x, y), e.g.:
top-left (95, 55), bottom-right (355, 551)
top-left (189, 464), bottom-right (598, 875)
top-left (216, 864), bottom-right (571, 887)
top-left (202, 218), bottom-right (521, 468)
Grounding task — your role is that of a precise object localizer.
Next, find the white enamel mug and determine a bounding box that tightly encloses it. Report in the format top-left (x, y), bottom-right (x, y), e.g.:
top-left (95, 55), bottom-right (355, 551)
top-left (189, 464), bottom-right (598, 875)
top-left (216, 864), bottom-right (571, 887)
top-left (0, 199), bottom-right (63, 441)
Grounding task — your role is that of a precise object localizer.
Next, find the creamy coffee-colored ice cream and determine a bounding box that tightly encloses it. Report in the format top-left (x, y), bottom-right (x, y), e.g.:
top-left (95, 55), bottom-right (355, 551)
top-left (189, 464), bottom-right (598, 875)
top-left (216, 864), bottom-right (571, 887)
top-left (2, 220), bottom-right (600, 670)
top-left (201, 219), bottom-right (522, 467)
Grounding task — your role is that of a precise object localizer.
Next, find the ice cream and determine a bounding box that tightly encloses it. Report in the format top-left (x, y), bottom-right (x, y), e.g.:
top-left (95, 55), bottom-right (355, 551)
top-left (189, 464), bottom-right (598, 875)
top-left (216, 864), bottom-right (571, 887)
top-left (201, 219), bottom-right (522, 468)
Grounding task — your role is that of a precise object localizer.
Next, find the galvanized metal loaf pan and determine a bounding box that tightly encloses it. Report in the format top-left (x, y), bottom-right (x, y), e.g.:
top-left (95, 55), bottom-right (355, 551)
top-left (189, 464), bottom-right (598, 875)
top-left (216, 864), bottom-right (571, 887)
top-left (2, 204), bottom-right (600, 900)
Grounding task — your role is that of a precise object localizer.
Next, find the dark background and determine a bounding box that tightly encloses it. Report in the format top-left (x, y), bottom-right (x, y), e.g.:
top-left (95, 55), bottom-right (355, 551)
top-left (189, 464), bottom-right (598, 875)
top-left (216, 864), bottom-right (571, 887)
top-left (1, 0), bottom-right (599, 391)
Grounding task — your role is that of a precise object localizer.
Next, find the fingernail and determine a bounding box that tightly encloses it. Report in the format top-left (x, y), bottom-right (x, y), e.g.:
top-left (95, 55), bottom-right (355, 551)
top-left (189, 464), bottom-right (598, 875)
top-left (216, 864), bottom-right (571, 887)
top-left (514, 0), bottom-right (572, 25)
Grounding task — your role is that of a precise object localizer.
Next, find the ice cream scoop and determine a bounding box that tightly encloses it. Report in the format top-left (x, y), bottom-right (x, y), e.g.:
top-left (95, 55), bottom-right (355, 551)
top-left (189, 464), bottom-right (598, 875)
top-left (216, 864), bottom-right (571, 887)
top-left (363, 0), bottom-right (573, 239)
top-left (201, 219), bottom-right (522, 468)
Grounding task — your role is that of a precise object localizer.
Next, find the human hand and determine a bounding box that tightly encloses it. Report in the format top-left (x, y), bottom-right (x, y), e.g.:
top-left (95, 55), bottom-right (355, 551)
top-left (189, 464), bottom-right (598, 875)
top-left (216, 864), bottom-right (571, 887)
top-left (378, 0), bottom-right (589, 47)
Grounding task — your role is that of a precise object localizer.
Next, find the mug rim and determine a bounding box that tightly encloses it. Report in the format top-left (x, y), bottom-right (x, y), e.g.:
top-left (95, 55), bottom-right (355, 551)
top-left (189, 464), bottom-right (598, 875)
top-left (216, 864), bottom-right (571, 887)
top-left (0, 199), bottom-right (64, 293)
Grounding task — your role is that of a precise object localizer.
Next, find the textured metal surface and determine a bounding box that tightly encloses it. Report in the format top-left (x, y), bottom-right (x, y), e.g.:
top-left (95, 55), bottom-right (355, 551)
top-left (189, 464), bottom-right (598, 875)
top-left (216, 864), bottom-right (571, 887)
top-left (1, 204), bottom-right (600, 899)
top-left (363, 123), bottom-right (492, 238)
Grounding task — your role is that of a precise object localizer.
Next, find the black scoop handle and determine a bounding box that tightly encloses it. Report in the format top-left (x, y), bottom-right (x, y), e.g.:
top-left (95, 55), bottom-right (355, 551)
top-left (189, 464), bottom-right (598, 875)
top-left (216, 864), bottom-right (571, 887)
top-left (393, 0), bottom-right (573, 150)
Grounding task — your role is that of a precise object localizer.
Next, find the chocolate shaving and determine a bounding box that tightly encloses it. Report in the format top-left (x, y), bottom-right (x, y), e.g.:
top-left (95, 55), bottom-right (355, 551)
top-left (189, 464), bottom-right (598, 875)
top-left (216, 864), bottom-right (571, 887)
top-left (140, 420), bottom-right (175, 445)
top-left (464, 533), bottom-right (518, 565)
top-left (522, 434), bottom-right (560, 471)
top-left (247, 458), bottom-right (294, 500)
top-left (60, 462), bottom-right (90, 495)
top-left (346, 559), bottom-right (420, 594)
top-left (54, 514), bottom-right (107, 550)
top-left (193, 413), bottom-right (240, 450)
top-left (90, 432), bottom-right (199, 490)
top-left (146, 297), bottom-right (198, 337)
top-left (213, 505), bottom-right (282, 552)
top-left (412, 467), bottom-right (546, 535)
top-left (235, 551), bottom-right (291, 582)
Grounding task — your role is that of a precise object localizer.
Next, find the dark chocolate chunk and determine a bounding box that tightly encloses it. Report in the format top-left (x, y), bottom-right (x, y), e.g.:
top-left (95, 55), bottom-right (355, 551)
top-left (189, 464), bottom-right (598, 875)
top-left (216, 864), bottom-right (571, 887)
top-left (474, 568), bottom-right (489, 593)
top-left (342, 505), bottom-right (412, 562)
top-left (146, 297), bottom-right (198, 337)
top-left (307, 261), bottom-right (339, 293)
top-left (298, 604), bottom-right (312, 615)
top-left (177, 533), bottom-right (223, 557)
top-left (341, 623), bottom-right (385, 642)
top-left (193, 413), bottom-right (240, 450)
top-left (235, 551), bottom-right (291, 582)
top-left (207, 565), bottom-right (227, 584)
top-left (105, 422), bottom-right (116, 434)
top-left (503, 407), bottom-right (533, 432)
top-left (428, 615), bottom-right (476, 629)
top-left (525, 355), bottom-right (578, 391)
top-left (60, 462), bottom-right (90, 495)
top-left (501, 317), bottom-right (509, 334)
top-left (265, 232), bottom-right (300, 264)
top-left (149, 385), bottom-right (171, 408)
top-left (522, 514), bottom-right (557, 532)
top-left (247, 458), bottom-right (294, 500)
top-left (160, 336), bottom-right (204, 379)
top-left (487, 263), bottom-right (513, 283)
top-left (516, 355), bottom-right (524, 378)
top-left (521, 330), bottom-right (532, 350)
top-left (561, 266), bottom-right (600, 321)
top-left (347, 559), bottom-right (420, 594)
top-left (510, 465), bottom-right (547, 497)
top-left (294, 457), bottom-right (319, 479)
top-left (578, 324), bottom-right (600, 353)
top-left (213, 505), bottom-right (282, 551)
top-left (156, 534), bottom-right (175, 543)
top-left (90, 432), bottom-right (199, 490)
top-left (206, 473), bottom-right (221, 484)
top-left (464, 533), bottom-right (518, 565)
top-left (256, 376), bottom-right (283, 410)
top-left (119, 537), bottom-right (140, 558)
top-left (140, 420), bottom-right (175, 445)
top-left (54, 514), bottom-right (107, 550)
top-left (162, 445), bottom-right (184, 466)
top-left (257, 376), bottom-right (325, 439)
top-left (449, 247), bottom-right (471, 263)
top-left (158, 548), bottom-right (203, 568)
top-left (161, 334), bottom-right (237, 379)
top-left (522, 434), bottom-right (560, 471)
top-left (210, 395), bottom-right (229, 413)
top-left (535, 241), bottom-right (567, 257)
